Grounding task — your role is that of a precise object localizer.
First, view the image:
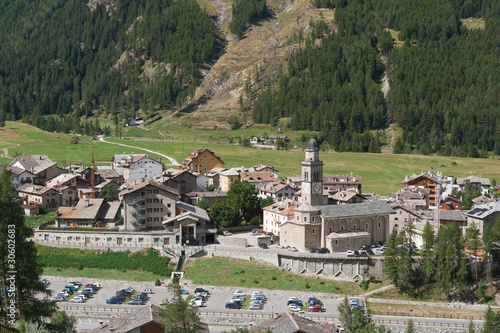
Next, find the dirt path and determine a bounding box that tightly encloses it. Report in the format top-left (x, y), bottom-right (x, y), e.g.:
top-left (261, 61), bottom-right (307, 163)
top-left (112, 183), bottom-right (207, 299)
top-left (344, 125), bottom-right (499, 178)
top-left (2, 144), bottom-right (20, 157)
top-left (98, 137), bottom-right (180, 166)
top-left (157, 127), bottom-right (166, 140)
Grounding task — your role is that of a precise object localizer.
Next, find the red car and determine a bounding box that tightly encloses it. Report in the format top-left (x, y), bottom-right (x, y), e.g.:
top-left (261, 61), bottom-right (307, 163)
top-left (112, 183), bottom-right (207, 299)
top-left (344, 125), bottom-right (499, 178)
top-left (258, 230), bottom-right (266, 234)
top-left (308, 305), bottom-right (323, 312)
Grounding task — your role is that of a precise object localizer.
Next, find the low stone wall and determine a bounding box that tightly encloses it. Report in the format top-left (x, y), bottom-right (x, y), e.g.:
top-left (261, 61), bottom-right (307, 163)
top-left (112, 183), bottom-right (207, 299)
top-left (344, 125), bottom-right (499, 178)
top-left (216, 235), bottom-right (248, 248)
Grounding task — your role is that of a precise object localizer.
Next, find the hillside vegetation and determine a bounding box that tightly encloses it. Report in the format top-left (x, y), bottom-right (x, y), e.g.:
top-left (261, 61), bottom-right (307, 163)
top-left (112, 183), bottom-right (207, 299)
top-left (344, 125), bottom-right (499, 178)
top-left (0, 0), bottom-right (499, 159)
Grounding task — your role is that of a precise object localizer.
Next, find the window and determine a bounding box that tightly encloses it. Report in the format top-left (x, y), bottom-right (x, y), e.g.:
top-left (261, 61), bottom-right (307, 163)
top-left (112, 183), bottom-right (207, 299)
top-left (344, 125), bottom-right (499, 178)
top-left (312, 228), bottom-right (315, 234)
top-left (378, 222), bottom-right (381, 228)
top-left (312, 216), bottom-right (315, 222)
top-left (353, 225), bottom-right (356, 230)
top-left (341, 226), bottom-right (344, 231)
top-left (365, 224), bottom-right (368, 229)
top-left (304, 172), bottom-right (309, 181)
top-left (330, 227), bottom-right (333, 233)
top-left (335, 240), bottom-right (338, 245)
top-left (297, 216), bottom-right (299, 221)
top-left (394, 217), bottom-right (398, 221)
top-left (138, 238), bottom-right (144, 243)
top-left (107, 238), bottom-right (112, 242)
top-left (154, 238), bottom-right (159, 243)
top-left (127, 238), bottom-right (132, 242)
top-left (167, 203), bottom-right (171, 208)
top-left (304, 216), bottom-right (307, 222)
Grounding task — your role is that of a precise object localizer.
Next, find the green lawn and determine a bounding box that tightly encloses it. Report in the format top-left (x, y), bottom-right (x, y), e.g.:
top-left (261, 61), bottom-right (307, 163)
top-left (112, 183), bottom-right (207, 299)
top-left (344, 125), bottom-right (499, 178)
top-left (183, 256), bottom-right (388, 294)
top-left (2, 121), bottom-right (499, 194)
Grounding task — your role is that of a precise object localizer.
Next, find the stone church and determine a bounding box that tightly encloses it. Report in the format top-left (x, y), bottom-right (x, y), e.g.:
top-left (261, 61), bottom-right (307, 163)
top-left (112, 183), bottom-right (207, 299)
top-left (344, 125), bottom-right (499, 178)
top-left (277, 138), bottom-right (394, 252)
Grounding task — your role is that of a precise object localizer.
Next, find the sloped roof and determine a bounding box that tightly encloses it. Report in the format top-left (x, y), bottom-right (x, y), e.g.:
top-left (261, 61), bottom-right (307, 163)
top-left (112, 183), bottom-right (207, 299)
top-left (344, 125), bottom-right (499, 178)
top-left (403, 172), bottom-right (441, 185)
top-left (456, 173), bottom-right (490, 186)
top-left (320, 201), bottom-right (394, 219)
top-left (326, 230), bottom-right (371, 239)
top-left (440, 210), bottom-right (467, 222)
top-left (96, 169), bottom-right (120, 179)
top-left (119, 180), bottom-right (179, 197)
top-left (240, 171), bottom-right (275, 183)
top-left (45, 173), bottom-right (78, 188)
top-left (260, 182), bottom-right (293, 194)
top-left (17, 184), bottom-right (56, 195)
top-left (175, 201), bottom-right (210, 220)
top-left (466, 202), bottom-right (500, 219)
top-left (112, 154), bottom-right (147, 165)
top-left (331, 190), bottom-right (366, 201)
top-left (254, 312), bottom-right (336, 333)
top-left (56, 199), bottom-right (105, 220)
top-left (7, 155), bottom-right (56, 175)
top-left (93, 305), bottom-right (209, 333)
top-left (324, 173), bottom-right (362, 185)
top-left (182, 147), bottom-right (223, 166)
top-left (263, 199), bottom-right (296, 216)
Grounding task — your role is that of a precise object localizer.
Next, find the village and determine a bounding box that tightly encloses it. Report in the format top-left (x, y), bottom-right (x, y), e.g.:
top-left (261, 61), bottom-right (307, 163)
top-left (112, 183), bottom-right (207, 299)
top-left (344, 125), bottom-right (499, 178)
top-left (3, 137), bottom-right (499, 263)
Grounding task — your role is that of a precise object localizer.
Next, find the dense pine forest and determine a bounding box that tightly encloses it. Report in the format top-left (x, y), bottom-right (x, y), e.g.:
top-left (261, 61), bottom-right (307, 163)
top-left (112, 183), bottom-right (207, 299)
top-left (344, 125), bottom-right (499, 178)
top-left (0, 0), bottom-right (499, 158)
top-left (254, 0), bottom-right (499, 155)
top-left (0, 0), bottom-right (220, 129)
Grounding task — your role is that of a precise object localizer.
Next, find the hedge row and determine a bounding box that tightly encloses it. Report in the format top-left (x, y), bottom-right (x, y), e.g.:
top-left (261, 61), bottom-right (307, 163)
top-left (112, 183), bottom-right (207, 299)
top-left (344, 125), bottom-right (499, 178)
top-left (37, 248), bottom-right (171, 276)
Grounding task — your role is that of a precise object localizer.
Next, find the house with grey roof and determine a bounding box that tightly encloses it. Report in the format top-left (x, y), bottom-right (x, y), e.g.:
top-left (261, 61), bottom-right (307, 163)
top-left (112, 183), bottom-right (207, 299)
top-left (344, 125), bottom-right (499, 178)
top-left (93, 304), bottom-right (209, 333)
top-left (253, 312), bottom-right (336, 333)
top-left (7, 154), bottom-right (63, 188)
top-left (466, 202), bottom-right (500, 236)
top-left (456, 172), bottom-right (491, 195)
top-left (163, 201), bottom-right (217, 245)
top-left (55, 198), bottom-right (121, 227)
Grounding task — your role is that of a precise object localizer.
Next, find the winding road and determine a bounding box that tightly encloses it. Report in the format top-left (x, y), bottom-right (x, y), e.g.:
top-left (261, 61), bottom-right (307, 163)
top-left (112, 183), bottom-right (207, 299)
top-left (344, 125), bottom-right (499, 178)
top-left (98, 137), bottom-right (180, 166)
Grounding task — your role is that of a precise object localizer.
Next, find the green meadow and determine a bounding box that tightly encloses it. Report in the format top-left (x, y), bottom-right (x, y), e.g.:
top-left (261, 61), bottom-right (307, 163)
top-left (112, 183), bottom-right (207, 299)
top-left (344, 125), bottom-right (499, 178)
top-left (1, 121), bottom-right (499, 194)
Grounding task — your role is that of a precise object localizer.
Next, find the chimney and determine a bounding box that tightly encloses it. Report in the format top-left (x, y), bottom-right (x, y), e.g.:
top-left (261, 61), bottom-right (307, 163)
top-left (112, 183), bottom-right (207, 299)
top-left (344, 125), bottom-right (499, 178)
top-left (85, 199), bottom-right (90, 207)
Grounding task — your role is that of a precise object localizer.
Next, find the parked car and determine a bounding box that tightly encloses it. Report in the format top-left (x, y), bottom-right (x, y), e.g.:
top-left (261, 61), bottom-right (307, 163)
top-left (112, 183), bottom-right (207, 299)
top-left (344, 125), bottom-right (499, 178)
top-left (374, 248), bottom-right (385, 254)
top-left (252, 228), bottom-right (259, 233)
top-left (259, 243), bottom-right (269, 249)
top-left (141, 286), bottom-right (154, 294)
top-left (308, 304), bottom-right (323, 312)
top-left (258, 230), bottom-right (266, 234)
top-left (179, 288), bottom-right (189, 294)
top-left (309, 248), bottom-right (320, 253)
top-left (367, 249), bottom-right (375, 256)
top-left (318, 248), bottom-right (330, 253)
top-left (288, 304), bottom-right (301, 312)
top-left (354, 250), bottom-right (360, 256)
top-left (194, 288), bottom-right (209, 294)
top-left (346, 250), bottom-right (355, 257)
top-left (106, 296), bottom-right (123, 304)
top-left (223, 231), bottom-right (233, 235)
top-left (248, 301), bottom-right (262, 310)
top-left (39, 279), bottom-right (50, 287)
top-left (69, 281), bottom-right (82, 287)
top-left (225, 302), bottom-right (241, 309)
top-left (50, 296), bottom-right (65, 302)
top-left (129, 299), bottom-right (145, 305)
top-left (233, 290), bottom-right (246, 297)
top-left (70, 297), bottom-right (86, 303)
top-left (287, 246), bottom-right (298, 252)
top-left (190, 297), bottom-right (204, 307)
top-left (64, 285), bottom-right (78, 291)
top-left (287, 299), bottom-right (303, 307)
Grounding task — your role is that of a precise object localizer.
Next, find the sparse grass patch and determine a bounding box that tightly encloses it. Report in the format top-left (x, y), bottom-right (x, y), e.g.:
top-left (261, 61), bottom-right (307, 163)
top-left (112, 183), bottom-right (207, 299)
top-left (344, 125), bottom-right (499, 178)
top-left (384, 28), bottom-right (404, 48)
top-left (42, 267), bottom-right (162, 282)
top-left (367, 301), bottom-right (486, 320)
top-left (461, 18), bottom-right (485, 30)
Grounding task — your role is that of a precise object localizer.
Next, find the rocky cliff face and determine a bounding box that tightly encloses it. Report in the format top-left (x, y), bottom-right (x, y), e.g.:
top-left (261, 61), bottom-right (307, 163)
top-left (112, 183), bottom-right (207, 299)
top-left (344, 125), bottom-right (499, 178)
top-left (168, 0), bottom-right (336, 129)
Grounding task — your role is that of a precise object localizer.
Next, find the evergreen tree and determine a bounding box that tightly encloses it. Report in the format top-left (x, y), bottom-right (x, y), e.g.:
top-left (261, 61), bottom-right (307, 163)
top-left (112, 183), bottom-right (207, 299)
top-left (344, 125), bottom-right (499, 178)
top-left (421, 221), bottom-right (435, 290)
top-left (481, 306), bottom-right (500, 333)
top-left (227, 180), bottom-right (261, 222)
top-left (405, 318), bottom-right (416, 333)
top-left (383, 229), bottom-right (400, 287)
top-left (0, 168), bottom-right (56, 323)
top-left (49, 311), bottom-right (76, 333)
top-left (160, 278), bottom-right (203, 333)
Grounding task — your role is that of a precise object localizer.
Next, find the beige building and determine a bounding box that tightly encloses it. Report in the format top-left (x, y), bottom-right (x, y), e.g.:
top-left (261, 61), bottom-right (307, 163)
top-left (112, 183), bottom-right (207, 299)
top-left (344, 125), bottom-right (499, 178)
top-left (119, 180), bottom-right (179, 231)
top-left (7, 154), bottom-right (64, 188)
top-left (181, 147), bottom-right (224, 174)
top-left (263, 199), bottom-right (297, 236)
top-left (55, 198), bottom-right (121, 227)
top-left (277, 138), bottom-right (393, 252)
top-left (17, 184), bottom-right (60, 211)
top-left (219, 167), bottom-right (247, 191)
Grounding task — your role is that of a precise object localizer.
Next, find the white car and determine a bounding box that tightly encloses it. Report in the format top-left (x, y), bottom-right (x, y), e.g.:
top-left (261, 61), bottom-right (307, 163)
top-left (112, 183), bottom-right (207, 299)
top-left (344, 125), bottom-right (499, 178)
top-left (287, 246), bottom-right (298, 252)
top-left (288, 304), bottom-right (301, 312)
top-left (233, 290), bottom-right (246, 297)
top-left (374, 248), bottom-right (385, 254)
top-left (189, 297), bottom-right (203, 307)
top-left (346, 250), bottom-right (355, 257)
top-left (141, 287), bottom-right (154, 294)
top-left (70, 297), bottom-right (86, 303)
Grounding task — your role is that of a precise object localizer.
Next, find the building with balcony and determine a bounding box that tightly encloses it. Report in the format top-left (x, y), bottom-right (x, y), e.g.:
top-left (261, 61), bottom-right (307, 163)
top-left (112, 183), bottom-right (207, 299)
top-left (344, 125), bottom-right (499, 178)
top-left (181, 147), bottom-right (224, 174)
top-left (119, 180), bottom-right (179, 231)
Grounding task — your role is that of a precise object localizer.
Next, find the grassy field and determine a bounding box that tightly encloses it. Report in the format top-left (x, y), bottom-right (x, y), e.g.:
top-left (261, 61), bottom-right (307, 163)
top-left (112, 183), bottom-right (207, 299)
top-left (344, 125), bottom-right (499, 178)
top-left (2, 121), bottom-right (499, 194)
top-left (183, 256), bottom-right (389, 294)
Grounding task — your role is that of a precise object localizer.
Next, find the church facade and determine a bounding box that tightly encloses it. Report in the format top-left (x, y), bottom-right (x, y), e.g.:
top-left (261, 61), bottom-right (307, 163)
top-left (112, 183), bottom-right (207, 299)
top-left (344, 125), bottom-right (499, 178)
top-left (277, 138), bottom-right (393, 252)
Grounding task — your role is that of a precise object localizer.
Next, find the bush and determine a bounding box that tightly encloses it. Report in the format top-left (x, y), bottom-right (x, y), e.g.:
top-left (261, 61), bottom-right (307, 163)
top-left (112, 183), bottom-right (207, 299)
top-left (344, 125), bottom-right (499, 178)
top-left (38, 248), bottom-right (171, 276)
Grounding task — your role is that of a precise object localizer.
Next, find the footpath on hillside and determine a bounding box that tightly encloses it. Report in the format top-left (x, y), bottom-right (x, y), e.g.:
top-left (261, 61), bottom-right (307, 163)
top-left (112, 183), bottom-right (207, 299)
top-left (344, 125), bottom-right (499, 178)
top-left (98, 136), bottom-right (180, 166)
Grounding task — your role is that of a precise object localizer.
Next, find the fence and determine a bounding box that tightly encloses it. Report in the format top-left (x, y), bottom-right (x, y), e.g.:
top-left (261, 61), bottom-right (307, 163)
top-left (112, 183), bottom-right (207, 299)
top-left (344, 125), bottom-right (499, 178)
top-left (371, 311), bottom-right (483, 321)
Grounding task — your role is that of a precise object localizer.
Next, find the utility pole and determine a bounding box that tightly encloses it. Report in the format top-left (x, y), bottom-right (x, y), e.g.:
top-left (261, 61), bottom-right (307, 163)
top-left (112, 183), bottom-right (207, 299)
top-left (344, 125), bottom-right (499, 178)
top-left (434, 180), bottom-right (441, 237)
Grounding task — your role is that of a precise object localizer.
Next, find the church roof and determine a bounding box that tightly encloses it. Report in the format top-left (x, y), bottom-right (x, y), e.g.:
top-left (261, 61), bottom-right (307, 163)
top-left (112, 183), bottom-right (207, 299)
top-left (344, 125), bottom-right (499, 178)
top-left (320, 201), bottom-right (394, 219)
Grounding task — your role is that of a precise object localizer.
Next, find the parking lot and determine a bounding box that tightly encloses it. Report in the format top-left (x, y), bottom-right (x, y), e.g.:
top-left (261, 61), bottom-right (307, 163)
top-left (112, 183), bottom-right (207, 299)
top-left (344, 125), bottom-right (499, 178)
top-left (46, 279), bottom-right (346, 318)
